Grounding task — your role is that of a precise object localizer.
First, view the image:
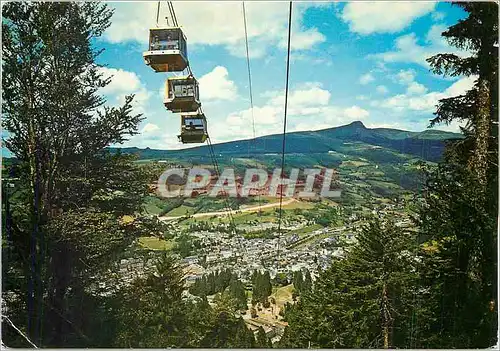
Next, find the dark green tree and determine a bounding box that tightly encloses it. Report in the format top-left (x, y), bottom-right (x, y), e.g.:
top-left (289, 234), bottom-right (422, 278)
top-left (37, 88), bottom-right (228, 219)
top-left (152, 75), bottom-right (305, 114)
top-left (113, 253), bottom-right (189, 348)
top-left (175, 234), bottom-right (194, 258)
top-left (252, 270), bottom-right (273, 305)
top-left (256, 326), bottom-right (271, 348)
top-left (2, 2), bottom-right (151, 347)
top-left (293, 270), bottom-right (303, 294)
top-left (262, 271), bottom-right (272, 302)
top-left (200, 292), bottom-right (255, 348)
top-left (427, 2), bottom-right (498, 186)
top-left (417, 163), bottom-right (498, 347)
top-left (302, 269), bottom-right (312, 292)
top-left (282, 218), bottom-right (418, 348)
top-left (227, 278), bottom-right (248, 311)
top-left (420, 2), bottom-right (498, 348)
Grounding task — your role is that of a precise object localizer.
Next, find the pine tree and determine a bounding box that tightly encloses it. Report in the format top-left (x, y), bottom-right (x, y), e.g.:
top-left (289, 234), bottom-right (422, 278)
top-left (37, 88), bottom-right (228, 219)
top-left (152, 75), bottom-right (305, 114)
top-left (2, 2), bottom-right (151, 347)
top-left (427, 3), bottom-right (498, 186)
top-left (228, 278), bottom-right (248, 311)
top-left (200, 293), bottom-right (255, 348)
top-left (114, 253), bottom-right (189, 348)
top-left (282, 218), bottom-right (418, 348)
top-left (303, 269), bottom-right (312, 293)
top-left (252, 271), bottom-right (262, 304)
top-left (420, 2), bottom-right (498, 347)
top-left (262, 271), bottom-right (273, 302)
top-left (256, 326), bottom-right (270, 348)
top-left (293, 270), bottom-right (303, 294)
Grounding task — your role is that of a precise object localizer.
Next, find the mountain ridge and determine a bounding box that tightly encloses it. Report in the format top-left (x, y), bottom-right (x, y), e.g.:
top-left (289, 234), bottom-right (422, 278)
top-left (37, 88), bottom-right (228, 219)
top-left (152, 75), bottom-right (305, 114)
top-left (112, 121), bottom-right (462, 163)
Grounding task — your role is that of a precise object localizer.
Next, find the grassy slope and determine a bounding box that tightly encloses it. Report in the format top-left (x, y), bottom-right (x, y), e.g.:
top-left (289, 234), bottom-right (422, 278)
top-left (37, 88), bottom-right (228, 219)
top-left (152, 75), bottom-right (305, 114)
top-left (138, 237), bottom-right (175, 250)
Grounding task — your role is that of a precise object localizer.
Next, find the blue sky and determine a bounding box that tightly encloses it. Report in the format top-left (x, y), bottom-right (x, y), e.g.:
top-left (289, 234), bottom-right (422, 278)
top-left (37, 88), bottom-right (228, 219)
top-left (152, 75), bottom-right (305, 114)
top-left (4, 1), bottom-right (474, 155)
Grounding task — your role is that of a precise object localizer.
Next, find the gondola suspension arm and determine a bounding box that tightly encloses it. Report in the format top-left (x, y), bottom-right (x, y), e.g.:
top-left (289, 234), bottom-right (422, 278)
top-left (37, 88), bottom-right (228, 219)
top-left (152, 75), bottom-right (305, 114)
top-left (155, 1), bottom-right (179, 27)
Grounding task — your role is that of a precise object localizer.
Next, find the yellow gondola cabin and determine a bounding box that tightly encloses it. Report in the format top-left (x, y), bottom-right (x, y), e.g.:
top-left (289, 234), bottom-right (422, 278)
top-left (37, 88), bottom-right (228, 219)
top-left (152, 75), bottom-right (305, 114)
top-left (143, 27), bottom-right (188, 72)
top-left (164, 76), bottom-right (201, 113)
top-left (178, 113), bottom-right (208, 144)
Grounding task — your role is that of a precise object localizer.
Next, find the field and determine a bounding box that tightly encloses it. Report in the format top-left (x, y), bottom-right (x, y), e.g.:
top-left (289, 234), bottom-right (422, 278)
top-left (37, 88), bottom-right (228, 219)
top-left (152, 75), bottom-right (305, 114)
top-left (166, 205), bottom-right (196, 217)
top-left (138, 237), bottom-right (175, 251)
top-left (272, 284), bottom-right (294, 307)
top-left (246, 284), bottom-right (295, 324)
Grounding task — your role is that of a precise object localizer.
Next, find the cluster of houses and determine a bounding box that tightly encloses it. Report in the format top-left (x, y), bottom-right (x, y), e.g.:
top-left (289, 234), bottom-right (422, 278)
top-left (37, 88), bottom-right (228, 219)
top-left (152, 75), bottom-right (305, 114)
top-left (154, 167), bottom-right (341, 199)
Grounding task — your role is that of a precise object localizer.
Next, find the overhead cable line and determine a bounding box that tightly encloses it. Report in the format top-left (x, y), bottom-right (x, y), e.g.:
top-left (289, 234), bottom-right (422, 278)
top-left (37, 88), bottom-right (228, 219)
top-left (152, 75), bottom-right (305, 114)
top-left (167, 1), bottom-right (179, 27)
top-left (206, 132), bottom-right (235, 228)
top-left (156, 2), bottom-right (161, 26)
top-left (159, 1), bottom-right (237, 234)
top-left (206, 135), bottom-right (238, 236)
top-left (3, 316), bottom-right (39, 348)
top-left (276, 1), bottom-right (293, 269)
top-left (165, 1), bottom-right (192, 76)
top-left (156, 2), bottom-right (178, 27)
top-left (242, 2), bottom-right (264, 231)
top-left (242, 2), bottom-right (257, 153)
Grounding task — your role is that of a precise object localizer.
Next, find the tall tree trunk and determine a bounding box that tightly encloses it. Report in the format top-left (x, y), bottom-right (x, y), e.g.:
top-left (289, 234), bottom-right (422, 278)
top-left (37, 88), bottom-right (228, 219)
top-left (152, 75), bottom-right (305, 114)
top-left (381, 282), bottom-right (390, 349)
top-left (47, 243), bottom-right (71, 346)
top-left (469, 78), bottom-right (491, 186)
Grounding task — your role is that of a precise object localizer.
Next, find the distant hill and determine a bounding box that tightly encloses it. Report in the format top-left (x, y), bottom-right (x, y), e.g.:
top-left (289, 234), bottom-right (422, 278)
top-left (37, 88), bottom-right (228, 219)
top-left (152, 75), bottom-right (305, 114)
top-left (112, 121), bottom-right (463, 163)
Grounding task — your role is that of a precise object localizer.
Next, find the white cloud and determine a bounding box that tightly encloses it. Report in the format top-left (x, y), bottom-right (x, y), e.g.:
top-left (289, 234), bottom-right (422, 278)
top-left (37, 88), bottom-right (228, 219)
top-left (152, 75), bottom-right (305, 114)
top-left (371, 76), bottom-right (476, 113)
top-left (359, 73), bottom-right (375, 85)
top-left (370, 24), bottom-right (469, 68)
top-left (407, 82), bottom-right (428, 95)
top-left (198, 66), bottom-right (238, 101)
top-left (356, 95), bottom-right (368, 101)
top-left (265, 82), bottom-right (332, 114)
top-left (98, 67), bottom-right (151, 114)
top-left (227, 105), bottom-right (281, 127)
top-left (340, 2), bottom-right (436, 35)
top-left (280, 28), bottom-right (326, 51)
top-left (431, 12), bottom-right (446, 21)
top-left (364, 121), bottom-right (410, 130)
top-left (395, 69), bottom-right (416, 85)
top-left (142, 123), bottom-right (160, 134)
top-left (288, 83), bottom-right (331, 108)
top-left (290, 53), bottom-right (333, 66)
top-left (104, 2), bottom-right (327, 58)
top-left (291, 122), bottom-right (332, 132)
top-left (226, 41), bottom-right (268, 59)
top-left (122, 130), bottom-right (186, 150)
top-left (391, 68), bottom-right (429, 96)
top-left (99, 67), bottom-right (142, 94)
top-left (376, 85), bottom-right (389, 94)
top-left (210, 82), bottom-right (369, 143)
top-left (344, 105), bottom-right (369, 119)
top-left (392, 69), bottom-right (427, 95)
top-left (445, 75), bottom-right (477, 96)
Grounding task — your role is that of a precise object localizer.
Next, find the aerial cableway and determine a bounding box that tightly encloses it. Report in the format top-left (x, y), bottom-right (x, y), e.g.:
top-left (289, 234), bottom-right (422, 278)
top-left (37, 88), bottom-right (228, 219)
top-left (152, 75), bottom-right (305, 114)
top-left (143, 1), bottom-right (237, 235)
top-left (143, 1), bottom-right (207, 144)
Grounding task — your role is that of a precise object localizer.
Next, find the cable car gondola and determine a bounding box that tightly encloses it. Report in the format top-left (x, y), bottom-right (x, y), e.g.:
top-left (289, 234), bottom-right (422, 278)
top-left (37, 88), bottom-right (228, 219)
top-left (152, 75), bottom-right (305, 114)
top-left (178, 113), bottom-right (208, 144)
top-left (143, 27), bottom-right (188, 73)
top-left (164, 75), bottom-right (201, 112)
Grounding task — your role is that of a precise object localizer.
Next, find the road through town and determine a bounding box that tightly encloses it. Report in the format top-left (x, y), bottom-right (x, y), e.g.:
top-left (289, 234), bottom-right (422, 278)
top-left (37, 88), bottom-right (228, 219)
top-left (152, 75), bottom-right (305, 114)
top-left (158, 198), bottom-right (297, 221)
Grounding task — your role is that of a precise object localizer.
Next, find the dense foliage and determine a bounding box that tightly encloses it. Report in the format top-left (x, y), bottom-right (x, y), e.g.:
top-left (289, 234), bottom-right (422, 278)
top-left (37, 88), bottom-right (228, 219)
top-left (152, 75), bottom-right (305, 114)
top-left (251, 270), bottom-right (273, 305)
top-left (189, 268), bottom-right (247, 311)
top-left (281, 218), bottom-right (418, 348)
top-left (279, 2), bottom-right (498, 349)
top-left (292, 268), bottom-right (312, 296)
top-left (418, 2), bottom-right (498, 347)
top-left (1, 2), bottom-right (257, 348)
top-left (2, 1), bottom-right (497, 349)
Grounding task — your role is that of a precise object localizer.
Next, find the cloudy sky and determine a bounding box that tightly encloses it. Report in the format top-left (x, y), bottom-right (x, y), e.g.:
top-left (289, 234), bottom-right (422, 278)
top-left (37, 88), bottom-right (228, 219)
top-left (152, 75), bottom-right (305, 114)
top-left (97, 1), bottom-right (470, 150)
